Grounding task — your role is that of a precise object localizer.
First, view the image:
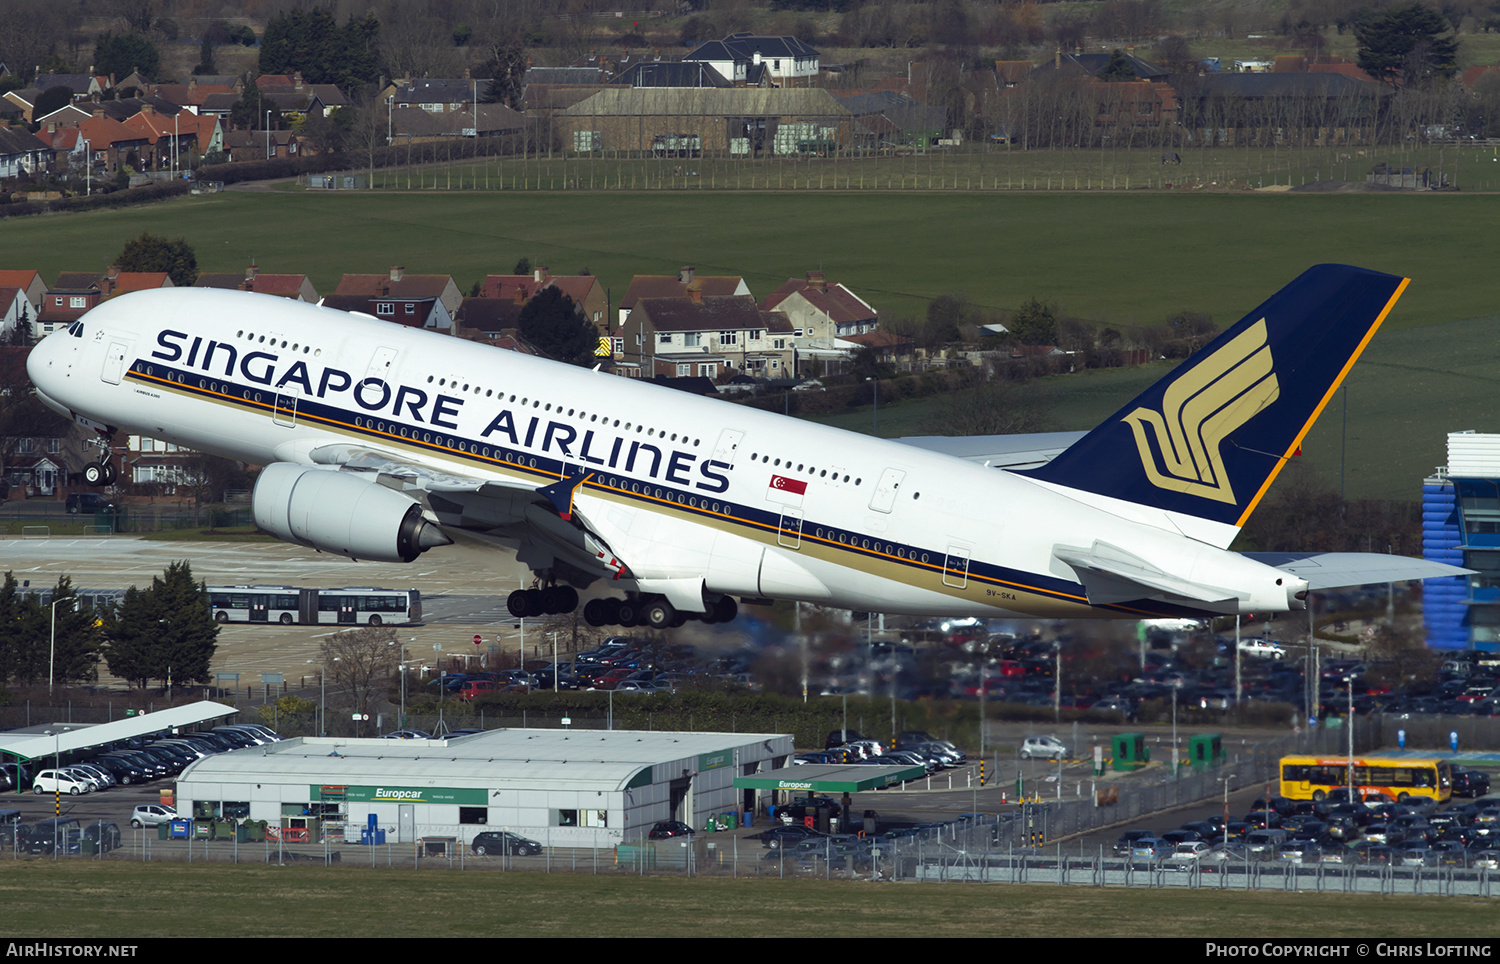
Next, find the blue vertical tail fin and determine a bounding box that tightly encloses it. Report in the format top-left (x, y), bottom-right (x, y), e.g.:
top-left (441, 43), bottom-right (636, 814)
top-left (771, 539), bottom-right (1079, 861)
top-left (1016, 264), bottom-right (1407, 531)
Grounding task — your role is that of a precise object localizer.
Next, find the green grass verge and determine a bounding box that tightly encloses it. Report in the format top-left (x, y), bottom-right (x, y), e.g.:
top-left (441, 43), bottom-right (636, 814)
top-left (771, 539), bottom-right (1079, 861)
top-left (1, 862), bottom-right (1493, 937)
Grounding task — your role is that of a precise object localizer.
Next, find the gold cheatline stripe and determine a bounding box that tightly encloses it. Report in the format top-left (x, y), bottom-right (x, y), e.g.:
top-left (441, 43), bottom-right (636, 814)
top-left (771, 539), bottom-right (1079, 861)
top-left (130, 368), bottom-right (1104, 609)
top-left (1234, 276), bottom-right (1409, 529)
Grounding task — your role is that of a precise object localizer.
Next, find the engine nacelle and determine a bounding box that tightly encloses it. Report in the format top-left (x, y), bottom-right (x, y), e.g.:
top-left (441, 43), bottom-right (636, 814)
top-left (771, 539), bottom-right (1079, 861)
top-left (253, 462), bottom-right (451, 563)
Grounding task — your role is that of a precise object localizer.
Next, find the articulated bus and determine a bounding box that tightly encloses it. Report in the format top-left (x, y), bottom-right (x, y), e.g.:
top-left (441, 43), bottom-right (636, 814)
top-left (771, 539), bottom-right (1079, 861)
top-left (1279, 754), bottom-right (1452, 804)
top-left (206, 586), bottom-right (422, 626)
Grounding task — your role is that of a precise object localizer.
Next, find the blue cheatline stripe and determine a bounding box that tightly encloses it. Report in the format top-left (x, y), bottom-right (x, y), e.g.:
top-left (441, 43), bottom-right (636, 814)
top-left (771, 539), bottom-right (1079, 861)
top-left (126, 360), bottom-right (1198, 617)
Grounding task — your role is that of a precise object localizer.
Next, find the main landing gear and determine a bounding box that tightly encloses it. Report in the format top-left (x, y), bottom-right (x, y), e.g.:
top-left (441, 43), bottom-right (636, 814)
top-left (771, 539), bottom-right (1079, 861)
top-left (506, 579), bottom-right (739, 630)
top-left (506, 585), bottom-right (579, 618)
top-left (581, 594), bottom-right (737, 630)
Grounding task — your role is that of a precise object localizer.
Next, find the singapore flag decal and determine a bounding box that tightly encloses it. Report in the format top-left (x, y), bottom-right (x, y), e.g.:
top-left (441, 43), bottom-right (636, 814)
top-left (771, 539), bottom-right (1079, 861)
top-left (767, 474), bottom-right (807, 506)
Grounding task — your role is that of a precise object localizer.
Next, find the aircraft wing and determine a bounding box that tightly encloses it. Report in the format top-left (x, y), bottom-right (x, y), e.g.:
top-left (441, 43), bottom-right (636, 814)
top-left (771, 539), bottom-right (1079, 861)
top-left (1239, 552), bottom-right (1472, 590)
top-left (895, 431), bottom-right (1088, 469)
top-left (302, 443), bottom-right (628, 582)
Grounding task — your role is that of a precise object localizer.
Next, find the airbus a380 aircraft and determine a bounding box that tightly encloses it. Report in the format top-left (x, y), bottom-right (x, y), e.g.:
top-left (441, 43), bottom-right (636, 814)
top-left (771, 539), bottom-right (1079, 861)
top-left (26, 263), bottom-right (1464, 629)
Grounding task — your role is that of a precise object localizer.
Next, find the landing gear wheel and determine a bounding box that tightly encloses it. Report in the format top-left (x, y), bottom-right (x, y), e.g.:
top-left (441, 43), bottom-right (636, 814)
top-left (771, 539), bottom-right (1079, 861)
top-left (101, 462), bottom-right (117, 484)
top-left (711, 596), bottom-right (738, 624)
top-left (583, 599), bottom-right (610, 627)
top-left (507, 590), bottom-right (534, 618)
top-left (644, 598), bottom-right (676, 630)
top-left (84, 462), bottom-right (105, 486)
top-left (616, 600), bottom-right (640, 626)
top-left (602, 598), bottom-right (622, 625)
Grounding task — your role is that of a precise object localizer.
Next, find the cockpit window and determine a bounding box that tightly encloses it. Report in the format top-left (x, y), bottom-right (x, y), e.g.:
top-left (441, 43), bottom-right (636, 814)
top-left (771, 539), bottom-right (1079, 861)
top-left (68, 323), bottom-right (85, 338)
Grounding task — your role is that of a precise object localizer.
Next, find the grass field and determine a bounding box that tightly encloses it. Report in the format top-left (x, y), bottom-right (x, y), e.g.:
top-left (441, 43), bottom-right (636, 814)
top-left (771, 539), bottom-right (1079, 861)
top-left (1, 862), bottom-right (1494, 938)
top-left (5, 190), bottom-right (1498, 329)
top-left (6, 188), bottom-right (1498, 500)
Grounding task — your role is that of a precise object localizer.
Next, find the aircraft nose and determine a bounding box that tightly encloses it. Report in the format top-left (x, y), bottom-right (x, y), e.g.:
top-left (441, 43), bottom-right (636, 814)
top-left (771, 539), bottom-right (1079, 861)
top-left (27, 328), bottom-right (76, 416)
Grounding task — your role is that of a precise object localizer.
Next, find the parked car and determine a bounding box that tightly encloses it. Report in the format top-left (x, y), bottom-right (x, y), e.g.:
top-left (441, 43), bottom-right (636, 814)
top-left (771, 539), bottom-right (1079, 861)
top-left (32, 770), bottom-right (91, 795)
top-left (470, 831), bottom-right (542, 856)
top-left (648, 821), bottom-right (696, 840)
top-left (65, 493), bottom-right (114, 514)
top-left (1019, 736), bottom-right (1067, 761)
top-left (130, 804), bottom-right (178, 828)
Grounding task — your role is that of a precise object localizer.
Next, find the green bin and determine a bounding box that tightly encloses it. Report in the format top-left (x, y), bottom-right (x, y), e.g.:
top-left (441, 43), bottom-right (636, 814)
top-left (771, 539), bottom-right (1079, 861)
top-left (157, 822), bottom-right (169, 840)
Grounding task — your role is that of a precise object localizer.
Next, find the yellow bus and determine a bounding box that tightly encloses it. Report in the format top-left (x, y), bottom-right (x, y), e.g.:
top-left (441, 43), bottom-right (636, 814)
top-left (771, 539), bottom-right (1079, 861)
top-left (1278, 755), bottom-right (1452, 804)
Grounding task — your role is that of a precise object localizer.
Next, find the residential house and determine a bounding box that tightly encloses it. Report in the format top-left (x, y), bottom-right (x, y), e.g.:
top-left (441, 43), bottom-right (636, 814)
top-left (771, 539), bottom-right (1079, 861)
top-left (387, 77), bottom-right (491, 113)
top-left (0, 286), bottom-right (32, 341)
top-left (617, 266), bottom-right (750, 331)
top-left (335, 267), bottom-right (463, 319)
top-left (36, 268), bottom-right (172, 336)
top-left (124, 435), bottom-right (193, 488)
top-left (32, 72), bottom-right (109, 103)
top-left (33, 124), bottom-right (88, 174)
top-left (682, 34), bottom-right (821, 88)
top-left (0, 125), bottom-right (52, 178)
top-left (321, 293), bottom-right (452, 333)
top-left (257, 72), bottom-right (348, 119)
top-left (482, 267), bottom-right (609, 340)
top-left (840, 330), bottom-right (916, 370)
top-left (37, 272), bottom-right (103, 336)
top-left (559, 87), bottom-right (853, 157)
top-left (760, 271), bottom-right (878, 376)
top-left (614, 62), bottom-right (732, 89)
top-left (454, 297), bottom-right (525, 342)
top-left (621, 294), bottom-right (794, 380)
top-left (221, 129), bottom-right (300, 162)
top-left (2, 88), bottom-right (42, 123)
top-left (195, 264), bottom-right (319, 302)
top-left (0, 270), bottom-right (47, 313)
top-left (153, 77), bottom-right (242, 115)
top-left (76, 110), bottom-right (153, 172)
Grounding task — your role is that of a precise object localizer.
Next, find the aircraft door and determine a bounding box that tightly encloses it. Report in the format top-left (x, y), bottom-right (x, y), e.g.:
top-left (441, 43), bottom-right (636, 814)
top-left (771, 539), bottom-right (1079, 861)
top-left (868, 468), bottom-right (905, 514)
top-left (272, 388), bottom-right (300, 427)
top-left (712, 429), bottom-right (744, 466)
top-left (943, 544), bottom-right (971, 589)
top-left (101, 342), bottom-right (130, 385)
top-left (777, 508), bottom-right (803, 549)
top-left (366, 346), bottom-right (399, 383)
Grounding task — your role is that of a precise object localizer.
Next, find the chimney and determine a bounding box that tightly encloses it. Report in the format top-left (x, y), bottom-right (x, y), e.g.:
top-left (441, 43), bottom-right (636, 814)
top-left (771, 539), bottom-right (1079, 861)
top-left (534, 266), bottom-right (547, 284)
top-left (513, 285), bottom-right (526, 305)
top-left (678, 265), bottom-right (695, 284)
top-left (687, 280), bottom-right (702, 304)
top-left (390, 266), bottom-right (404, 282)
top-left (245, 262), bottom-right (259, 287)
top-left (806, 270), bottom-right (826, 292)
top-left (293, 71), bottom-right (303, 89)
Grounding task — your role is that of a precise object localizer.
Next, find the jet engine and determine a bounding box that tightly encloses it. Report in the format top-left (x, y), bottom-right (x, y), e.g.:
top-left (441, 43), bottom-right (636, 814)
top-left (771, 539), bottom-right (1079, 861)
top-left (253, 462), bottom-right (451, 563)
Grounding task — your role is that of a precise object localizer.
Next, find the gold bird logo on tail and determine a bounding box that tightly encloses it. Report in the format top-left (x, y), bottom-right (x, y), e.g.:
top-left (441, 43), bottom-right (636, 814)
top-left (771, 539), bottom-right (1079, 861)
top-left (1122, 319), bottom-right (1280, 505)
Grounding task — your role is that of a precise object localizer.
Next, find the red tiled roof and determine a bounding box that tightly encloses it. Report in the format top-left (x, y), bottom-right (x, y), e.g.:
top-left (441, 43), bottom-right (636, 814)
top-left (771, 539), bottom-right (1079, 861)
top-left (621, 275), bottom-right (743, 309)
top-left (104, 272), bottom-right (171, 297)
top-left (760, 275), bottom-right (876, 325)
top-left (336, 273), bottom-right (453, 300)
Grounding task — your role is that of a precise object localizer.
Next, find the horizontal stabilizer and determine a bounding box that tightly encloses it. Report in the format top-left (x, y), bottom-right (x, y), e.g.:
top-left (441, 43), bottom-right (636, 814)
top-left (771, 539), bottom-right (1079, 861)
top-left (896, 431), bottom-right (1088, 469)
top-left (1054, 542), bottom-right (1240, 613)
top-left (1240, 552), bottom-right (1472, 590)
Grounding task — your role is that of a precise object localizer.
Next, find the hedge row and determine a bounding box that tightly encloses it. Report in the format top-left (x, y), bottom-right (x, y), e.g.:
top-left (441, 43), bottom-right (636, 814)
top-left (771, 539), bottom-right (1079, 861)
top-left (0, 180), bottom-right (192, 219)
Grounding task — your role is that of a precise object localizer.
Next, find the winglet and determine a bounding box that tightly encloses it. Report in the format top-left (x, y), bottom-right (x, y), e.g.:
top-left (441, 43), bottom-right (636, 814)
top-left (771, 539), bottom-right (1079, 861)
top-left (537, 472), bottom-right (593, 521)
top-left (1016, 264), bottom-right (1407, 531)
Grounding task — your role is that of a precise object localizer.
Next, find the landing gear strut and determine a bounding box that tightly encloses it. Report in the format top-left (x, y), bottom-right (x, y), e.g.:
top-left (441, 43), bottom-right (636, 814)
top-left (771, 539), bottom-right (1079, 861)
top-left (83, 435), bottom-right (116, 487)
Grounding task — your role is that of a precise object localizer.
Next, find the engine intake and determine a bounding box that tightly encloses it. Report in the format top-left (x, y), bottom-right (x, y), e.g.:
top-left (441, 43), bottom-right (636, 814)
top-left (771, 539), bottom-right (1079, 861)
top-left (253, 462), bottom-right (451, 563)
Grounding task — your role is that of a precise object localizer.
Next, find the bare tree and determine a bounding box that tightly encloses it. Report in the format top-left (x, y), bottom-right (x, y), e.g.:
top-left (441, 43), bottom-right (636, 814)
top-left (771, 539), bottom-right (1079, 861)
top-left (321, 626), bottom-right (397, 736)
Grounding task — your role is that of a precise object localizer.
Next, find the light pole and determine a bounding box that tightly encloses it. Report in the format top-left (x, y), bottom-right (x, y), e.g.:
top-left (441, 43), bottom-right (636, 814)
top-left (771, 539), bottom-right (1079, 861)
top-left (865, 376), bottom-right (878, 436)
top-left (265, 110), bottom-right (272, 160)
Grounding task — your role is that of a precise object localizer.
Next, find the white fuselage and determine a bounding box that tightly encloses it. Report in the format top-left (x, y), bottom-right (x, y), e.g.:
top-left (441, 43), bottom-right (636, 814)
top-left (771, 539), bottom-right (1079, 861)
top-left (27, 289), bottom-right (1299, 619)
